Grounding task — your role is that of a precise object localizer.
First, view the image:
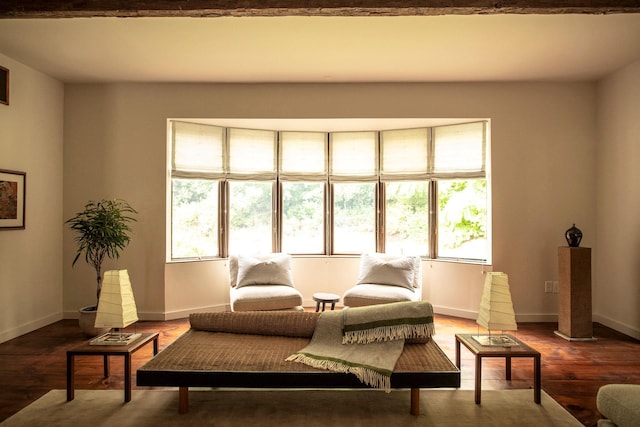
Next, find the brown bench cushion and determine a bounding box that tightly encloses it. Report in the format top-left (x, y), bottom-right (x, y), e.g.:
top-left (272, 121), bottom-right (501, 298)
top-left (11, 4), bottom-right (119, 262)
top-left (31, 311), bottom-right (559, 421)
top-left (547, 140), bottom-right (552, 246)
top-left (190, 311), bottom-right (320, 338)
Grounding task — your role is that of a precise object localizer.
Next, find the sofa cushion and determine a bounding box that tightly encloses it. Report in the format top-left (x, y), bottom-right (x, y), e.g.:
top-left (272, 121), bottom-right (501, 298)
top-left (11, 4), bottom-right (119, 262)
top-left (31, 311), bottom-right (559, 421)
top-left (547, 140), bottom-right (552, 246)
top-left (356, 253), bottom-right (420, 290)
top-left (343, 283), bottom-right (418, 308)
top-left (230, 284), bottom-right (303, 312)
top-left (597, 384), bottom-right (640, 427)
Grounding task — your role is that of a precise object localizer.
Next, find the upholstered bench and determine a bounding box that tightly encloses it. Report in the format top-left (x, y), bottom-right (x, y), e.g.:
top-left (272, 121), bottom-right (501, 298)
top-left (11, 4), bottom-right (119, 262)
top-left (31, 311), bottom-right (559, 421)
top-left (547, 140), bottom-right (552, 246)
top-left (597, 384), bottom-right (640, 427)
top-left (228, 254), bottom-right (303, 311)
top-left (343, 253), bottom-right (422, 307)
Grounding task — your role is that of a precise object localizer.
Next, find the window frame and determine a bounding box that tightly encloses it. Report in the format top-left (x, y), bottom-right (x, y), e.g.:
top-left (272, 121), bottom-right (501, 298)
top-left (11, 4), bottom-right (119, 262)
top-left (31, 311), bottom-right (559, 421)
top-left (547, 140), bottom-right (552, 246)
top-left (169, 120), bottom-right (489, 263)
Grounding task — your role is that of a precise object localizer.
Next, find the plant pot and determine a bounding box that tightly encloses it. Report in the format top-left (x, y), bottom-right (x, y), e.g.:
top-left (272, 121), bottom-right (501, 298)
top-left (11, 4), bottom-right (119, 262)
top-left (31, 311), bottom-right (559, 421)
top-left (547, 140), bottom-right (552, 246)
top-left (78, 306), bottom-right (110, 337)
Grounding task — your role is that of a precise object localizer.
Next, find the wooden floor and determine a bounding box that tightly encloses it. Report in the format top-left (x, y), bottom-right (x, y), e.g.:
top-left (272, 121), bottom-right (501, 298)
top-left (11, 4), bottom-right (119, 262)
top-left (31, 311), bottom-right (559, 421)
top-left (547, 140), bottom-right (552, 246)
top-left (0, 313), bottom-right (638, 426)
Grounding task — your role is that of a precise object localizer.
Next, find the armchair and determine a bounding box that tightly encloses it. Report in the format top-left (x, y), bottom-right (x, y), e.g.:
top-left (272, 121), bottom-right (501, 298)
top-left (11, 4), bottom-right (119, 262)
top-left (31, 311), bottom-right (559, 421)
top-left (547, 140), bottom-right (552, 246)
top-left (342, 253), bottom-right (422, 307)
top-left (597, 384), bottom-right (640, 427)
top-left (229, 253), bottom-right (304, 312)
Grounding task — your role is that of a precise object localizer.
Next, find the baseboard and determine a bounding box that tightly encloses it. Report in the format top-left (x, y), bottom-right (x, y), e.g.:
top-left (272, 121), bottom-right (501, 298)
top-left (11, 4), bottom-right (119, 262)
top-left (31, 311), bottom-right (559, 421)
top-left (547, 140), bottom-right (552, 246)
top-left (62, 306), bottom-right (636, 341)
top-left (147, 304), bottom-right (229, 321)
top-left (63, 310), bottom-right (81, 319)
top-left (432, 305), bottom-right (477, 320)
top-left (432, 305), bottom-right (558, 323)
top-left (515, 313), bottom-right (558, 323)
top-left (593, 313), bottom-right (640, 340)
top-left (0, 312), bottom-right (63, 344)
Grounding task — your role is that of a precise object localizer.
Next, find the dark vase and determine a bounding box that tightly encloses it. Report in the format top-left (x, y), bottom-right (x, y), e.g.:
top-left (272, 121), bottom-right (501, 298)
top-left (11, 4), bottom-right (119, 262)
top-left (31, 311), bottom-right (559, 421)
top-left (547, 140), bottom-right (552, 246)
top-left (565, 224), bottom-right (582, 247)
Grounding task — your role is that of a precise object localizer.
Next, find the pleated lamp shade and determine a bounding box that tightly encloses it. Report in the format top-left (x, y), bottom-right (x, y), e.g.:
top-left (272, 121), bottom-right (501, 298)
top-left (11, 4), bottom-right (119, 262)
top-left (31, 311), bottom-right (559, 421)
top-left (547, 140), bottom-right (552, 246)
top-left (94, 269), bottom-right (139, 329)
top-left (476, 272), bottom-right (517, 332)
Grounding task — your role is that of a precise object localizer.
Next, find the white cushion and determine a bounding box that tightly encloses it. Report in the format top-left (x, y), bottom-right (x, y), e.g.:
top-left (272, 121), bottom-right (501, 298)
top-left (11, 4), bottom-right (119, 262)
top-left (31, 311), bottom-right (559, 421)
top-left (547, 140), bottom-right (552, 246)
top-left (229, 253), bottom-right (294, 288)
top-left (230, 285), bottom-right (303, 312)
top-left (356, 253), bottom-right (419, 290)
top-left (343, 284), bottom-right (419, 308)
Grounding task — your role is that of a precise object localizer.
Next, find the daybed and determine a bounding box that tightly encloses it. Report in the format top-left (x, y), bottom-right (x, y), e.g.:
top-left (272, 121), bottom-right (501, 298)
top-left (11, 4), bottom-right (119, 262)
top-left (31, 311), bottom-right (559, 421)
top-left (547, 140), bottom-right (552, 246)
top-left (137, 307), bottom-right (460, 416)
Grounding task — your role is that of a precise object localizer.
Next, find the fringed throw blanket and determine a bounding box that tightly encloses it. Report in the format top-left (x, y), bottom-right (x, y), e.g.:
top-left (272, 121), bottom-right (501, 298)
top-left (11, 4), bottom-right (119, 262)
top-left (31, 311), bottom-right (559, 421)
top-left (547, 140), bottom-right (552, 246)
top-left (342, 300), bottom-right (435, 344)
top-left (286, 310), bottom-right (403, 392)
top-left (286, 301), bottom-right (435, 392)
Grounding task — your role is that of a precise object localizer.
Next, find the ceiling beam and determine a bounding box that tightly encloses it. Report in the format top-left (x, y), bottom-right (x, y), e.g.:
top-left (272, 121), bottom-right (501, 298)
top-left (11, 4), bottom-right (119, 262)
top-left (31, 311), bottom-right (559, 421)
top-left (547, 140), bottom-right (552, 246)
top-left (1, 0), bottom-right (640, 18)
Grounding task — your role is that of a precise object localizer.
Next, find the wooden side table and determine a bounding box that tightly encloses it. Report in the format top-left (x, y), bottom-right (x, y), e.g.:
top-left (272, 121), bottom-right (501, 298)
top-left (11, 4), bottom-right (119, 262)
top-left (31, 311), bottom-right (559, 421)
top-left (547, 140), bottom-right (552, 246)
top-left (313, 292), bottom-right (340, 312)
top-left (455, 333), bottom-right (541, 405)
top-left (67, 332), bottom-right (159, 402)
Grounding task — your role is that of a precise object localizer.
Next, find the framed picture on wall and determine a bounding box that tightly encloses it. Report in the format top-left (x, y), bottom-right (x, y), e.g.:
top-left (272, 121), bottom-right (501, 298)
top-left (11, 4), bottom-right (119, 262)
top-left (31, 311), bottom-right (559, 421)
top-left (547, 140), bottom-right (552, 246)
top-left (0, 66), bottom-right (8, 105)
top-left (0, 169), bottom-right (26, 229)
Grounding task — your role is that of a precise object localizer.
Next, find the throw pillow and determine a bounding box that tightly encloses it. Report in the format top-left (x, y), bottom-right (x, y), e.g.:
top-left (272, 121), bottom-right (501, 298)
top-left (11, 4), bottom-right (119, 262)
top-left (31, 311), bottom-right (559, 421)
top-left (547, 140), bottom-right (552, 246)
top-left (236, 253), bottom-right (295, 288)
top-left (356, 253), bottom-right (416, 290)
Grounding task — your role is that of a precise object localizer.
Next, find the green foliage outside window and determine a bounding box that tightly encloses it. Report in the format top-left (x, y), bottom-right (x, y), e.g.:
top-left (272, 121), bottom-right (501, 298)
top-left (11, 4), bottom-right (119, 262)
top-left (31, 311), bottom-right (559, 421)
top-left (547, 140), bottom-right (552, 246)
top-left (172, 179), bottom-right (218, 258)
top-left (438, 179), bottom-right (487, 252)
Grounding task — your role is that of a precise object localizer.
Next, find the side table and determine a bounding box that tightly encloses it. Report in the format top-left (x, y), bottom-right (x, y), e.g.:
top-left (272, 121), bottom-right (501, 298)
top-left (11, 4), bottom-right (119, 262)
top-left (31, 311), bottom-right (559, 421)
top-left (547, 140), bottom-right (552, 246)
top-left (313, 292), bottom-right (340, 312)
top-left (455, 333), bottom-right (541, 405)
top-left (67, 332), bottom-right (159, 402)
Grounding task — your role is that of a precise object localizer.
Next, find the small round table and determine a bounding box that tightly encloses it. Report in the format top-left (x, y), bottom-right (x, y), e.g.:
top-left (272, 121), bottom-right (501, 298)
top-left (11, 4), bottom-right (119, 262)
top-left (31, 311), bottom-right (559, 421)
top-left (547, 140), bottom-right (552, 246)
top-left (313, 292), bottom-right (340, 312)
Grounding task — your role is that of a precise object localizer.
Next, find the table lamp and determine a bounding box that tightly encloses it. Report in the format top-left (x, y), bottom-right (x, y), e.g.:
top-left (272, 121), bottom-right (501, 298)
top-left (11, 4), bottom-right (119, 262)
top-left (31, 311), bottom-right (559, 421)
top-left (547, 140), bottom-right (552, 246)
top-left (90, 269), bottom-right (141, 345)
top-left (472, 272), bottom-right (518, 346)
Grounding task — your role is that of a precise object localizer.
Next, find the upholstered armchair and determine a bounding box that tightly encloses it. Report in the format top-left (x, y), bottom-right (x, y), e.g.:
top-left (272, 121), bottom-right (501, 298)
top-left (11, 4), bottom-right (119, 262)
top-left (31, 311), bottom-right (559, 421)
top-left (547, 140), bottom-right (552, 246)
top-left (342, 253), bottom-right (422, 307)
top-left (597, 384), bottom-right (640, 427)
top-left (229, 253), bottom-right (304, 312)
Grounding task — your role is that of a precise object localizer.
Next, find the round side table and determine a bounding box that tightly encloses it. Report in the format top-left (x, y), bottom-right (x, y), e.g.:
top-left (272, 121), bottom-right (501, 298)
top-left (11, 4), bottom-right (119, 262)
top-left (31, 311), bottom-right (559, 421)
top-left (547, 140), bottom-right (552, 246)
top-left (313, 292), bottom-right (340, 312)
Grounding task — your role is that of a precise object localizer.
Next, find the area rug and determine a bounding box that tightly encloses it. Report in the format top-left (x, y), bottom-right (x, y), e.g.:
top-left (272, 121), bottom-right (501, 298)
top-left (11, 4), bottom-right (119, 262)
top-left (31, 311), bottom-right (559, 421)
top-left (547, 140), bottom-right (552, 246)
top-left (1, 389), bottom-right (582, 427)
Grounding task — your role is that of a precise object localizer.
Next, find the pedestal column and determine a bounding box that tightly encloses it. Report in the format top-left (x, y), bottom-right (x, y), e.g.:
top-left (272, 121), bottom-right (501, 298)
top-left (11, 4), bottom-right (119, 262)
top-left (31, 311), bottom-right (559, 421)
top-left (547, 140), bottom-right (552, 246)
top-left (555, 246), bottom-right (595, 341)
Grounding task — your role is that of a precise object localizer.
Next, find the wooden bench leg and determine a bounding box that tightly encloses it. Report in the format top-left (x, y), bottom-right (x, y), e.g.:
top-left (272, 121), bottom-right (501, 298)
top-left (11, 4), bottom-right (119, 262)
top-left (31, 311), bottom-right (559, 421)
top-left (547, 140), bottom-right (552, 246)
top-left (179, 387), bottom-right (189, 414)
top-left (410, 388), bottom-right (420, 416)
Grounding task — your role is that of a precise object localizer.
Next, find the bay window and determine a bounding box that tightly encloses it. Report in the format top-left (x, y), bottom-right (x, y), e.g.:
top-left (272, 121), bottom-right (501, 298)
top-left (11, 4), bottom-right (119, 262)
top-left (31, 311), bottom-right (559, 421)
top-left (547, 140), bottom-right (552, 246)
top-left (169, 120), bottom-right (488, 262)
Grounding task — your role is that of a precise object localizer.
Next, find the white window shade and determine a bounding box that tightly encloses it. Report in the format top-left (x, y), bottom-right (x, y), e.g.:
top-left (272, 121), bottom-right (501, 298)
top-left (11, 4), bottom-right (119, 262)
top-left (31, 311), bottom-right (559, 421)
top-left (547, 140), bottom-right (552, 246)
top-left (381, 128), bottom-right (429, 180)
top-left (228, 128), bottom-right (277, 179)
top-left (280, 131), bottom-right (327, 181)
top-left (330, 131), bottom-right (378, 181)
top-left (172, 121), bottom-right (224, 178)
top-left (433, 122), bottom-right (486, 177)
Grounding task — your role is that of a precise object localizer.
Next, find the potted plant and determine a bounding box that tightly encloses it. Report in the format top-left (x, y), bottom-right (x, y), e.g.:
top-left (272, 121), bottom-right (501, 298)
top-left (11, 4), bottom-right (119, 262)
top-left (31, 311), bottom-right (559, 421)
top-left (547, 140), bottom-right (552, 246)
top-left (66, 199), bottom-right (137, 335)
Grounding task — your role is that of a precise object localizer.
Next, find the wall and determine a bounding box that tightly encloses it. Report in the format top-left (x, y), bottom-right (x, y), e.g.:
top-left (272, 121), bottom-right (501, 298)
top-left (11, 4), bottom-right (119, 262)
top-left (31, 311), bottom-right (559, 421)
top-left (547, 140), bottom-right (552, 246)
top-left (594, 59), bottom-right (640, 339)
top-left (0, 54), bottom-right (64, 343)
top-left (63, 82), bottom-right (596, 324)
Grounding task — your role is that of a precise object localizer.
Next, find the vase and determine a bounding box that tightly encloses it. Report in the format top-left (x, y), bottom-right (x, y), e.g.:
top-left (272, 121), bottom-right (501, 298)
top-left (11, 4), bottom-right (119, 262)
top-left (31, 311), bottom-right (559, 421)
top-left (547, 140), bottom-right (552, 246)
top-left (565, 224), bottom-right (582, 247)
top-left (78, 306), bottom-right (110, 337)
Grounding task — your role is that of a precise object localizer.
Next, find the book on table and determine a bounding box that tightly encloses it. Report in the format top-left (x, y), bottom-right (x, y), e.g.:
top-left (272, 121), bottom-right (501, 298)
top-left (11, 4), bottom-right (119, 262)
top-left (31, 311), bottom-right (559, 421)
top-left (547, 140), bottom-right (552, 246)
top-left (90, 332), bottom-right (142, 346)
top-left (471, 335), bottom-right (519, 347)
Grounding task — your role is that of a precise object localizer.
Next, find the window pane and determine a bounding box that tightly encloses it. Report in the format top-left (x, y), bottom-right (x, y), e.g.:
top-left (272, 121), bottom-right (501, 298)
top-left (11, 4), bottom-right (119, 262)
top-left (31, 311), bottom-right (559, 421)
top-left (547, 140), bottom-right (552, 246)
top-left (333, 183), bottom-right (376, 254)
top-left (228, 181), bottom-right (273, 254)
top-left (385, 181), bottom-right (429, 256)
top-left (282, 182), bottom-right (324, 254)
top-left (437, 179), bottom-right (487, 260)
top-left (171, 178), bottom-right (218, 258)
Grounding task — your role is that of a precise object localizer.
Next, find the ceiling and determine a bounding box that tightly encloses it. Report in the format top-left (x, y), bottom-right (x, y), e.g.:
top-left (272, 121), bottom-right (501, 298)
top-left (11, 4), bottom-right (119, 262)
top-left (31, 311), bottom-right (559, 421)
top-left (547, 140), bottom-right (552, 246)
top-left (1, 13), bottom-right (640, 84)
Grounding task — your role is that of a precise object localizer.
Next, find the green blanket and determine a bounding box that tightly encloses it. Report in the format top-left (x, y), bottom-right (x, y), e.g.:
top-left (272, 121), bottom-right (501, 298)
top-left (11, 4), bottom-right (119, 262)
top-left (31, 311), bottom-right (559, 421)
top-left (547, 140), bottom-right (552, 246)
top-left (342, 300), bottom-right (435, 344)
top-left (286, 301), bottom-right (435, 392)
top-left (286, 310), bottom-right (403, 392)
